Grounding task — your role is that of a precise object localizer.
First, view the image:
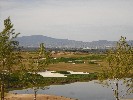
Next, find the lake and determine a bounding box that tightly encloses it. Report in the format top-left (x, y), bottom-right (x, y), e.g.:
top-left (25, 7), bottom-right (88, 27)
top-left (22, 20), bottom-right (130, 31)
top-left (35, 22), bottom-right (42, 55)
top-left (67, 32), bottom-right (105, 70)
top-left (10, 80), bottom-right (133, 100)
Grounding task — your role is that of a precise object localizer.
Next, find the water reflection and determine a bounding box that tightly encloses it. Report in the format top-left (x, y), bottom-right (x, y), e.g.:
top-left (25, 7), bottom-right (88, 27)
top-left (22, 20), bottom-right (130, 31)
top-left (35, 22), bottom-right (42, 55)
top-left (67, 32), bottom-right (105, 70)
top-left (10, 80), bottom-right (133, 100)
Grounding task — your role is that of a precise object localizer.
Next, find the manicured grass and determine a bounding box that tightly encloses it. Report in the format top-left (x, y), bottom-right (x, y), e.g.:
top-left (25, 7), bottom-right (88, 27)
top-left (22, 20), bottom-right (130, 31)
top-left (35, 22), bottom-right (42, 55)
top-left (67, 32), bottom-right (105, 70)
top-left (46, 62), bottom-right (101, 73)
top-left (19, 51), bottom-right (105, 73)
top-left (52, 52), bottom-right (89, 58)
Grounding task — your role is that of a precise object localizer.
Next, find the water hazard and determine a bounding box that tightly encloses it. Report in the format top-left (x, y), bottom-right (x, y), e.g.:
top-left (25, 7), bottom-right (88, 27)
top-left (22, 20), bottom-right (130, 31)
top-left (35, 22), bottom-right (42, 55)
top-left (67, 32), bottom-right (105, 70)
top-left (10, 80), bottom-right (133, 100)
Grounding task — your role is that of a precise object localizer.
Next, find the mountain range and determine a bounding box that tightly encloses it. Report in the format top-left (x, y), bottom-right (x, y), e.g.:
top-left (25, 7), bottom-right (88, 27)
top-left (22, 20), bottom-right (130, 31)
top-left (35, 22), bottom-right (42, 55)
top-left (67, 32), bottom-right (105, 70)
top-left (16, 35), bottom-right (133, 49)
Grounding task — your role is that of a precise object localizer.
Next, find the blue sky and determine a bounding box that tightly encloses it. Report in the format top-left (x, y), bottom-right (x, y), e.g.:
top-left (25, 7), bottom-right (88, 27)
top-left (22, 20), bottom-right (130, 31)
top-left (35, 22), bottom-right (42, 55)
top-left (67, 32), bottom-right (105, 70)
top-left (0, 0), bottom-right (133, 42)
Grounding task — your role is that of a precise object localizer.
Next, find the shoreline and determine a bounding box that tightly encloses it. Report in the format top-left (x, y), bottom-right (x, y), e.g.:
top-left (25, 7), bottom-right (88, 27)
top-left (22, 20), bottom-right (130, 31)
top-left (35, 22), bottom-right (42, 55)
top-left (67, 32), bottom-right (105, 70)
top-left (5, 93), bottom-right (77, 100)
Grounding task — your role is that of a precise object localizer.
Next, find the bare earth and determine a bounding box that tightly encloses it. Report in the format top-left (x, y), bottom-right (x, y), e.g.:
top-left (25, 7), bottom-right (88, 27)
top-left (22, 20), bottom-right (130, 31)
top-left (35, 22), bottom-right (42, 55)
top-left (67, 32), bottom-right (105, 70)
top-left (4, 93), bottom-right (133, 100)
top-left (5, 94), bottom-right (76, 100)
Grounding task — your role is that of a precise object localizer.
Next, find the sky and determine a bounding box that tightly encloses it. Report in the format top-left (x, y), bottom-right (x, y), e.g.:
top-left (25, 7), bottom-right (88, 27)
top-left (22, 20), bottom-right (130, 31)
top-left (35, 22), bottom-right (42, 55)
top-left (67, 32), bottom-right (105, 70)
top-left (0, 0), bottom-right (133, 42)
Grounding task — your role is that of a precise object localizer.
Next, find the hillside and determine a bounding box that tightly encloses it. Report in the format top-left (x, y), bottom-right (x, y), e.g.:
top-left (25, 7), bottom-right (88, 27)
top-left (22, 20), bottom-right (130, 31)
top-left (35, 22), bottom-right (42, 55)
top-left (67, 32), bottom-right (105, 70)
top-left (16, 35), bottom-right (133, 49)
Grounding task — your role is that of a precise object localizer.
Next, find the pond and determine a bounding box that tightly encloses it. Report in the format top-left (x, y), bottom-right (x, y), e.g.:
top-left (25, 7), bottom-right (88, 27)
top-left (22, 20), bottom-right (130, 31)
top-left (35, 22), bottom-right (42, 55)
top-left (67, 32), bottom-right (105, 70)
top-left (10, 80), bottom-right (133, 100)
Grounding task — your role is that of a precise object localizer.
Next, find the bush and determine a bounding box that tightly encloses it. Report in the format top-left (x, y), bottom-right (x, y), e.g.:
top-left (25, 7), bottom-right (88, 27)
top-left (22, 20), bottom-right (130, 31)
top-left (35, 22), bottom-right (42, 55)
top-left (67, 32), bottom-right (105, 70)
top-left (54, 71), bottom-right (71, 74)
top-left (88, 61), bottom-right (97, 64)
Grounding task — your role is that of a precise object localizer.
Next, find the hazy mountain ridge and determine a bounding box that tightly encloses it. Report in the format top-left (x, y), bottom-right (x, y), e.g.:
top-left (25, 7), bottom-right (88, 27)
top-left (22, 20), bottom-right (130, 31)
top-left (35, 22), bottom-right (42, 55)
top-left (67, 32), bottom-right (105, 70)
top-left (16, 35), bottom-right (133, 49)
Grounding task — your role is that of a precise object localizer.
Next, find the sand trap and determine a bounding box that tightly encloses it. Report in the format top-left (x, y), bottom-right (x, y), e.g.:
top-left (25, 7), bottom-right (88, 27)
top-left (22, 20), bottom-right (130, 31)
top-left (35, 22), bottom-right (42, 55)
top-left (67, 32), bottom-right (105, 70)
top-left (38, 71), bottom-right (89, 77)
top-left (38, 71), bottom-right (67, 77)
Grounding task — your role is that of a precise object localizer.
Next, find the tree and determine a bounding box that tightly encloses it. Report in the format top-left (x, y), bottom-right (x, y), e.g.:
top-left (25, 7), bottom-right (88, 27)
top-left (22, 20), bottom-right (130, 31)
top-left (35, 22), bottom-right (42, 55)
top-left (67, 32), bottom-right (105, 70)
top-left (0, 17), bottom-right (21, 100)
top-left (29, 43), bottom-right (51, 100)
top-left (98, 36), bottom-right (133, 100)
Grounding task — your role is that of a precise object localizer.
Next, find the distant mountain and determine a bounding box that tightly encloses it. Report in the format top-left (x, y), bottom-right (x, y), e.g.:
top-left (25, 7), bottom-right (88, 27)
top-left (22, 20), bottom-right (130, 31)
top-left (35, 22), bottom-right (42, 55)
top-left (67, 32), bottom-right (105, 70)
top-left (16, 35), bottom-right (133, 49)
top-left (16, 35), bottom-right (85, 48)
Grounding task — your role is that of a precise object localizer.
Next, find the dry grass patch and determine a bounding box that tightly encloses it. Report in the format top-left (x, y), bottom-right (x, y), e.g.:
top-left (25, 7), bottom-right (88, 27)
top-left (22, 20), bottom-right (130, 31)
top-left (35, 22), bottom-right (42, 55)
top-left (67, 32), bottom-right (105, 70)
top-left (46, 62), bottom-right (101, 73)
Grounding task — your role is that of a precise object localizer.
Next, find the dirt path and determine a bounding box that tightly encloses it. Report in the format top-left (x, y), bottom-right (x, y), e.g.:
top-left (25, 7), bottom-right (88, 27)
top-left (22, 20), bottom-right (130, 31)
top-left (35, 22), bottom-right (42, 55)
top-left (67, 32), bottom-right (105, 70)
top-left (5, 94), bottom-right (77, 100)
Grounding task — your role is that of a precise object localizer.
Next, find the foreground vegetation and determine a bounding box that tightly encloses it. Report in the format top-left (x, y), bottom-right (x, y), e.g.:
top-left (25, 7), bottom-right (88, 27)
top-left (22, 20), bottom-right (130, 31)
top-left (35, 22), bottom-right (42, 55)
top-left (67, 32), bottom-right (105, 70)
top-left (5, 72), bottom-right (97, 91)
top-left (98, 37), bottom-right (133, 100)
